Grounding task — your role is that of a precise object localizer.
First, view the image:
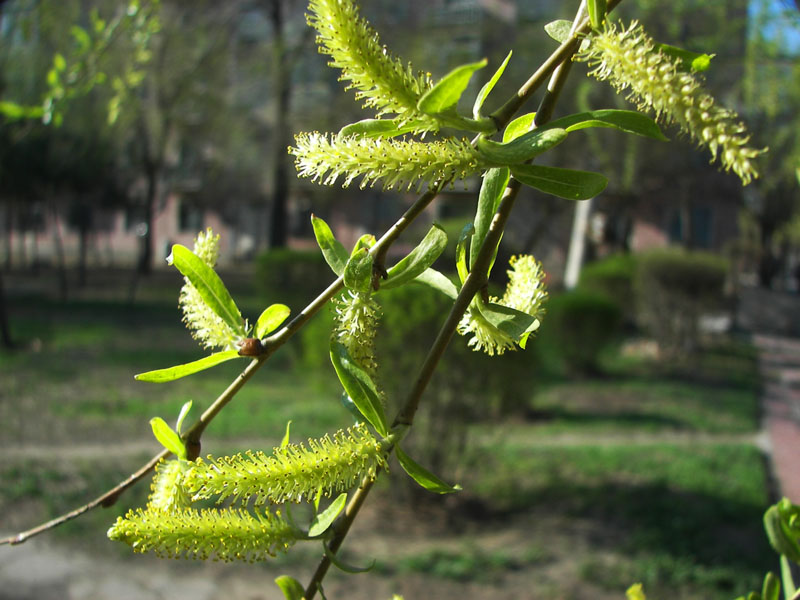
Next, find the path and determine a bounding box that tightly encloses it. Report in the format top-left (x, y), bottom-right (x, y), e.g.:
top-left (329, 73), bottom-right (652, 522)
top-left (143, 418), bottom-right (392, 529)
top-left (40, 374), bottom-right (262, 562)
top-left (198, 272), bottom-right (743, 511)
top-left (739, 287), bottom-right (800, 503)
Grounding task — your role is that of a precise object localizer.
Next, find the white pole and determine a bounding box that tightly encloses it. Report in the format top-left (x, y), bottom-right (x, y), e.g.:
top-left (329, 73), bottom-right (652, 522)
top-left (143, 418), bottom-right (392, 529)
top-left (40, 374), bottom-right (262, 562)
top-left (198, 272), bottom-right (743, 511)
top-left (563, 198), bottom-right (593, 290)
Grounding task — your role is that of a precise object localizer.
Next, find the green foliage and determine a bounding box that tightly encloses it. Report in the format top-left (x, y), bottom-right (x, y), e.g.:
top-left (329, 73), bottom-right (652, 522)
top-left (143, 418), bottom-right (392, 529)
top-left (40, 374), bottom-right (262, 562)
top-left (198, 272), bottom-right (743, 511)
top-left (634, 248), bottom-right (729, 357)
top-left (257, 248), bottom-right (332, 309)
top-left (537, 289), bottom-right (622, 375)
top-left (579, 253), bottom-right (638, 321)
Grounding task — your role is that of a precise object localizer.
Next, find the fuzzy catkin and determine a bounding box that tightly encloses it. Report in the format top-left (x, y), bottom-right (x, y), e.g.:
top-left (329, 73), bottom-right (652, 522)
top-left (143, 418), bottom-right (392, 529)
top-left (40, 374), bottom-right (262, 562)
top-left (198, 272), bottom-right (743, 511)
top-left (458, 255), bottom-right (548, 356)
top-left (291, 132), bottom-right (483, 191)
top-left (576, 21), bottom-right (765, 185)
top-left (146, 459), bottom-right (191, 513)
top-left (108, 506), bottom-right (296, 562)
top-left (333, 290), bottom-right (381, 379)
top-left (178, 228), bottom-right (241, 351)
top-left (307, 0), bottom-right (435, 128)
top-left (183, 424), bottom-right (388, 505)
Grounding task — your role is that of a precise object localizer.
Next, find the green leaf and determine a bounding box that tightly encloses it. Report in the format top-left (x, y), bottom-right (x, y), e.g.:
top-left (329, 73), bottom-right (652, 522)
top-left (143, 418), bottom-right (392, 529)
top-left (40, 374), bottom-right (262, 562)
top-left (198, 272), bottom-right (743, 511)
top-left (135, 350), bottom-right (242, 383)
top-left (477, 301), bottom-right (538, 341)
top-left (150, 417), bottom-right (185, 459)
top-left (762, 572), bottom-right (780, 600)
top-left (323, 541), bottom-right (375, 573)
top-left (473, 51), bottom-right (512, 119)
top-left (339, 118), bottom-right (422, 139)
top-left (0, 101), bottom-right (44, 121)
top-left (418, 58), bottom-right (487, 115)
top-left (587, 0), bottom-right (607, 29)
top-left (169, 245), bottom-right (244, 337)
top-left (71, 25), bottom-right (91, 52)
top-left (414, 268), bottom-right (458, 300)
top-left (343, 248), bottom-right (374, 294)
top-left (275, 575), bottom-right (305, 600)
top-left (455, 223), bottom-right (474, 285)
top-left (503, 112), bottom-right (536, 143)
top-left (329, 342), bottom-right (388, 436)
top-left (340, 391), bottom-right (365, 422)
top-left (765, 503), bottom-right (800, 563)
top-left (311, 215), bottom-right (348, 276)
top-left (655, 43), bottom-right (714, 72)
top-left (478, 127), bottom-right (567, 166)
top-left (396, 446), bottom-right (461, 494)
top-left (511, 164), bottom-right (608, 200)
top-left (353, 234), bottom-right (376, 253)
top-left (544, 19), bottom-right (573, 43)
top-left (382, 225), bottom-right (448, 290)
top-left (434, 111), bottom-right (496, 133)
top-left (281, 420), bottom-right (292, 448)
top-left (545, 109), bottom-right (668, 141)
top-left (175, 400), bottom-right (193, 435)
top-left (471, 167), bottom-right (509, 271)
top-left (308, 493), bottom-right (347, 537)
top-left (256, 304), bottom-right (291, 339)
top-left (53, 53), bottom-right (67, 72)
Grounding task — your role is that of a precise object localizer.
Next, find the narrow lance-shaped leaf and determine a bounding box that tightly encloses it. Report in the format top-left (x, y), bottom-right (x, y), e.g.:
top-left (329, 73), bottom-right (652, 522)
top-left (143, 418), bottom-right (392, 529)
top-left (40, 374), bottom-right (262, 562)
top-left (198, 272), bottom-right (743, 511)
top-left (150, 417), bottom-right (186, 460)
top-left (477, 301), bottom-right (538, 342)
top-left (275, 575), bottom-right (305, 600)
top-left (511, 164), bottom-right (608, 201)
top-left (135, 350), bottom-right (242, 383)
top-left (311, 215), bottom-right (348, 276)
top-left (339, 118), bottom-right (423, 139)
top-left (308, 493), bottom-right (347, 537)
top-left (473, 51), bottom-right (512, 119)
top-left (396, 446), bottom-right (461, 494)
top-left (418, 58), bottom-right (487, 115)
top-left (587, 0), bottom-right (607, 29)
top-left (477, 127), bottom-right (567, 165)
top-left (175, 400), bottom-right (193, 435)
top-left (323, 541), bottom-right (375, 573)
top-left (329, 342), bottom-right (388, 436)
top-left (471, 167), bottom-right (510, 271)
top-left (414, 268), bottom-right (458, 300)
top-left (382, 224), bottom-right (448, 290)
top-left (343, 248), bottom-right (374, 294)
top-left (503, 112), bottom-right (536, 143)
top-left (455, 223), bottom-right (474, 285)
top-left (169, 245), bottom-right (244, 337)
top-left (256, 304), bottom-right (291, 339)
top-left (545, 109), bottom-right (667, 141)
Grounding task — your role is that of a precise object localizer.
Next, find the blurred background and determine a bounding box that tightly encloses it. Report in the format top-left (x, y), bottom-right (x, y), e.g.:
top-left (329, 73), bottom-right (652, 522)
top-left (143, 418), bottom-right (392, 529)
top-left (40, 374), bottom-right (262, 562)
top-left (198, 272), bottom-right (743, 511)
top-left (1, 1), bottom-right (799, 599)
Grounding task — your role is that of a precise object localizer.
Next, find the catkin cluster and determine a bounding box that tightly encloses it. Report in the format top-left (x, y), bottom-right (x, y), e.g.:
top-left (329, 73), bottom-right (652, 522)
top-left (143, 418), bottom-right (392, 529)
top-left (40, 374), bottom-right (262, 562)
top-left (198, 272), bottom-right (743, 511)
top-left (577, 21), bottom-right (765, 184)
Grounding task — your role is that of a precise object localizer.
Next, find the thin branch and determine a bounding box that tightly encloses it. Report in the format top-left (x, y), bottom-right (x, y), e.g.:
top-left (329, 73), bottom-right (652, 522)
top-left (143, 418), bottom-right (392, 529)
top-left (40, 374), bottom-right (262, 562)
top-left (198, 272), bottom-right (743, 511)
top-left (0, 184), bottom-right (443, 548)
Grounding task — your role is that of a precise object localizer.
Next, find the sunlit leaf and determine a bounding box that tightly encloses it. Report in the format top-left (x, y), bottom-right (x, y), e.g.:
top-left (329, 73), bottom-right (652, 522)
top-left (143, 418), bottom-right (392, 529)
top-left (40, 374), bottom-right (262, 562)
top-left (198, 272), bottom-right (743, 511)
top-left (150, 417), bottom-right (185, 459)
top-left (503, 112), bottom-right (536, 143)
top-left (588, 0), bottom-right (607, 29)
top-left (339, 118), bottom-right (422, 138)
top-left (545, 109), bottom-right (667, 141)
top-left (455, 223), bottom-right (474, 285)
top-left (169, 244), bottom-right (245, 337)
top-left (308, 493), bottom-right (347, 537)
top-left (343, 248), bottom-right (374, 294)
top-left (544, 19), bottom-right (572, 43)
top-left (382, 225), bottom-right (448, 290)
top-left (135, 350), bottom-right (242, 383)
top-left (511, 164), bottom-right (608, 200)
top-left (473, 51), bottom-right (512, 119)
top-left (655, 43), bottom-right (714, 72)
top-left (396, 446), bottom-right (461, 494)
top-left (471, 167), bottom-right (509, 271)
top-left (281, 420), bottom-right (292, 448)
top-left (175, 400), bottom-right (193, 435)
top-left (311, 215), bottom-right (348, 276)
top-left (418, 58), bottom-right (487, 115)
top-left (477, 128), bottom-right (567, 165)
top-left (256, 304), bottom-right (291, 339)
top-left (275, 575), bottom-right (305, 600)
top-left (414, 268), bottom-right (459, 300)
top-left (330, 342), bottom-right (388, 436)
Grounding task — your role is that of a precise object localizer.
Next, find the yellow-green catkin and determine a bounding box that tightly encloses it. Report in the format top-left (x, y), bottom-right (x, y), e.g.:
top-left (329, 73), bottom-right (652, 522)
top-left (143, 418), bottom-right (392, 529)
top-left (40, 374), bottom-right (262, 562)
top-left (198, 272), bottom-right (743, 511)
top-left (306, 0), bottom-right (435, 128)
top-left (458, 254), bottom-right (547, 356)
top-left (183, 424), bottom-right (388, 505)
top-left (577, 21), bottom-right (765, 185)
top-left (178, 228), bottom-right (241, 350)
top-left (290, 132), bottom-right (483, 191)
top-left (107, 506), bottom-right (296, 562)
top-left (333, 289), bottom-right (381, 379)
top-left (146, 459), bottom-right (192, 513)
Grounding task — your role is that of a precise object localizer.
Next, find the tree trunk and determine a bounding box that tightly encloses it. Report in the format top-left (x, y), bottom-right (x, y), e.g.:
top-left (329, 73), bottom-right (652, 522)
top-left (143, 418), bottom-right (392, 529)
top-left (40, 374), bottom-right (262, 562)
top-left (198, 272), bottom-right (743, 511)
top-left (267, 0), bottom-right (291, 249)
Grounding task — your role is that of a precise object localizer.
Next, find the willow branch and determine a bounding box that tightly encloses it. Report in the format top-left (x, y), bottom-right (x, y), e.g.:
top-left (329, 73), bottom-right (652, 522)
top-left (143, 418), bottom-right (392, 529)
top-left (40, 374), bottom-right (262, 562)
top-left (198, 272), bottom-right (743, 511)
top-left (0, 184), bottom-right (443, 548)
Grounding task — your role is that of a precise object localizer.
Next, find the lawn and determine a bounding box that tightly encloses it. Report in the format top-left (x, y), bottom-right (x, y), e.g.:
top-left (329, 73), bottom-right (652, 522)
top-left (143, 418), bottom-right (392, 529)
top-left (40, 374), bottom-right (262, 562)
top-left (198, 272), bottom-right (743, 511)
top-left (0, 269), bottom-right (775, 600)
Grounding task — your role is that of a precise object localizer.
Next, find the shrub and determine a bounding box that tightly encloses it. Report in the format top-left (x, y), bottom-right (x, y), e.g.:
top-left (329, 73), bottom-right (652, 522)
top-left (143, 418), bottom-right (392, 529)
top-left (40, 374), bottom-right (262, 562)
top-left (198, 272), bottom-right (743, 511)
top-left (256, 248), bottom-right (331, 310)
top-left (537, 289), bottom-right (622, 375)
top-left (579, 253), bottom-right (637, 325)
top-left (634, 248), bottom-right (729, 357)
